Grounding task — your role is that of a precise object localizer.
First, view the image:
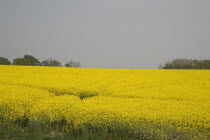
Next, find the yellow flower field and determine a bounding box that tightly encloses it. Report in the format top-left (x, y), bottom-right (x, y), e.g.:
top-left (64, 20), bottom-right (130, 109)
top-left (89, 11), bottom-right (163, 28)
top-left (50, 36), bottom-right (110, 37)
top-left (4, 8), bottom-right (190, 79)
top-left (0, 65), bottom-right (209, 139)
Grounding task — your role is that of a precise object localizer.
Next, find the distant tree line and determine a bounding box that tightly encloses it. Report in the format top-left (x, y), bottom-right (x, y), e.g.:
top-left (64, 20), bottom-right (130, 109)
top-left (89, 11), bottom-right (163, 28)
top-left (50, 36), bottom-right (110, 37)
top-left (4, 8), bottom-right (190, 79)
top-left (0, 55), bottom-right (82, 68)
top-left (161, 59), bottom-right (210, 69)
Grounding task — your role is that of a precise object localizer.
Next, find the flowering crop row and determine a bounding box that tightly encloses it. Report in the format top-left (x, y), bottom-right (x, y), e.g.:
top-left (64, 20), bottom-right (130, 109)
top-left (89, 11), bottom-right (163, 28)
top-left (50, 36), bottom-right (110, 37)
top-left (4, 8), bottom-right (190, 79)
top-left (0, 65), bottom-right (209, 139)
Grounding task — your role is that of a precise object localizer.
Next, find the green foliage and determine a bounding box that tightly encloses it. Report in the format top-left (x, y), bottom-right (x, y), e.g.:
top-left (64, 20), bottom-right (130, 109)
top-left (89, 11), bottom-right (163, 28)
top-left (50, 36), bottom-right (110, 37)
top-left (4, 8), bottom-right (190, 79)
top-left (162, 59), bottom-right (210, 69)
top-left (0, 57), bottom-right (11, 65)
top-left (0, 124), bottom-right (136, 140)
top-left (1, 55), bottom-right (83, 68)
top-left (42, 59), bottom-right (62, 67)
top-left (65, 63), bottom-right (71, 67)
top-left (12, 55), bottom-right (41, 66)
top-left (23, 55), bottom-right (41, 66)
top-left (65, 61), bottom-right (81, 68)
top-left (13, 58), bottom-right (32, 66)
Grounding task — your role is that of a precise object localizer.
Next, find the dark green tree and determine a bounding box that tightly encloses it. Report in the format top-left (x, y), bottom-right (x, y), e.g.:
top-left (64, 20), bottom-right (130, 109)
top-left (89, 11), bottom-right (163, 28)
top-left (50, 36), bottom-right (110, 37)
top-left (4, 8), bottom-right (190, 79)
top-left (0, 57), bottom-right (11, 65)
top-left (13, 58), bottom-right (32, 66)
top-left (162, 59), bottom-right (210, 69)
top-left (42, 59), bottom-right (62, 67)
top-left (23, 55), bottom-right (40, 66)
top-left (65, 61), bottom-right (81, 68)
top-left (65, 63), bottom-right (71, 67)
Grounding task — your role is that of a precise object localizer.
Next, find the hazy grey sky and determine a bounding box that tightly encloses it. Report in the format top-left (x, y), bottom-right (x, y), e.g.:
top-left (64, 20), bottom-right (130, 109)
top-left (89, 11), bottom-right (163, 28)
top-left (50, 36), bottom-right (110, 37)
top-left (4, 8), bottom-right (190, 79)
top-left (0, 0), bottom-right (210, 68)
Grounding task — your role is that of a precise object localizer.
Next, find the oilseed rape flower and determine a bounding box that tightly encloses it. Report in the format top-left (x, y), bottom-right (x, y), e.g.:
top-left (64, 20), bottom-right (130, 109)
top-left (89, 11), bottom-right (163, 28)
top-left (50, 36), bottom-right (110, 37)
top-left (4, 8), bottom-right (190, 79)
top-left (0, 65), bottom-right (209, 139)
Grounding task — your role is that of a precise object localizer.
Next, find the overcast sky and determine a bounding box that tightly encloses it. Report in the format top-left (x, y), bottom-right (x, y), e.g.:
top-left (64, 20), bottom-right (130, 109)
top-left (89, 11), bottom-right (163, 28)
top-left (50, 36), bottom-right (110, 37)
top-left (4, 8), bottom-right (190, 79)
top-left (0, 0), bottom-right (210, 68)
